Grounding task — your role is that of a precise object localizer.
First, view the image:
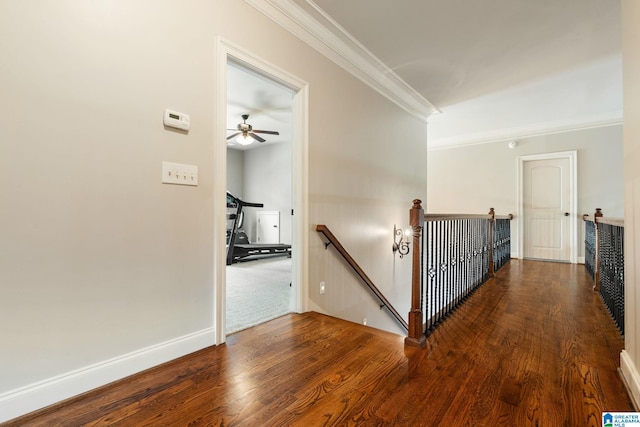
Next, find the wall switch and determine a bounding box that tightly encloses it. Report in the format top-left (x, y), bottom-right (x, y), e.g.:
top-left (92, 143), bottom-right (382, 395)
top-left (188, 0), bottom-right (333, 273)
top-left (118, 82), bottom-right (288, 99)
top-left (162, 161), bottom-right (198, 186)
top-left (320, 281), bottom-right (326, 294)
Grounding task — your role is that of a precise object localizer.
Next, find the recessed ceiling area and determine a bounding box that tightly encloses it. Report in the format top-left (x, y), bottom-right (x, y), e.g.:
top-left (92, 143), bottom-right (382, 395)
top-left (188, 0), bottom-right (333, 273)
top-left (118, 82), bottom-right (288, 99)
top-left (226, 62), bottom-right (293, 151)
top-left (280, 0), bottom-right (622, 148)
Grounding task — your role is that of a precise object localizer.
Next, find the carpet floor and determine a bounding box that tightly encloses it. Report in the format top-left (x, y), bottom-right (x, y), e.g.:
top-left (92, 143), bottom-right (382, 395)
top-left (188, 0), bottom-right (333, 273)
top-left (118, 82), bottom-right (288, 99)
top-left (225, 256), bottom-right (293, 335)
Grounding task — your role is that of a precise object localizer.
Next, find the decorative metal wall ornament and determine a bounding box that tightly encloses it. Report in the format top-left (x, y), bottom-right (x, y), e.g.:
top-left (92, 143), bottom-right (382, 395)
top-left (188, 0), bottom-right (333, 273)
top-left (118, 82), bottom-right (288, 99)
top-left (392, 225), bottom-right (410, 258)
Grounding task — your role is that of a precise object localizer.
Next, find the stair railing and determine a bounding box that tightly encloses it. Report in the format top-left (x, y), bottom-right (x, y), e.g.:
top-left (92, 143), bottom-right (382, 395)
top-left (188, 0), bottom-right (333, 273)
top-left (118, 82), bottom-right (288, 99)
top-left (316, 225), bottom-right (409, 331)
top-left (583, 209), bottom-right (625, 335)
top-left (406, 200), bottom-right (513, 347)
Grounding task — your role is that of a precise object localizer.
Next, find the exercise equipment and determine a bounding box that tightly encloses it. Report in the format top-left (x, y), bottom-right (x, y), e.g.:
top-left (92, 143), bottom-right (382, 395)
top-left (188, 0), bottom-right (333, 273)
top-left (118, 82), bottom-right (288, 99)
top-left (226, 192), bottom-right (292, 265)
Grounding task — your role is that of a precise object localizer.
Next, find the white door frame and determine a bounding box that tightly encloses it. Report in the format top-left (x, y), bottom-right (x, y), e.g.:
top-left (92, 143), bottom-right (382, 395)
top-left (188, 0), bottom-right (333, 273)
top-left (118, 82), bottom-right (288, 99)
top-left (214, 37), bottom-right (309, 344)
top-left (517, 151), bottom-right (578, 263)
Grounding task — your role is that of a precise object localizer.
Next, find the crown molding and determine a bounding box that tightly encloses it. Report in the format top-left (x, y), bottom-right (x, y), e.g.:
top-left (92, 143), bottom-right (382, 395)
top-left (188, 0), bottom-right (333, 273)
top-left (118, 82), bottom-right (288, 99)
top-left (245, 0), bottom-right (438, 122)
top-left (427, 111), bottom-right (623, 151)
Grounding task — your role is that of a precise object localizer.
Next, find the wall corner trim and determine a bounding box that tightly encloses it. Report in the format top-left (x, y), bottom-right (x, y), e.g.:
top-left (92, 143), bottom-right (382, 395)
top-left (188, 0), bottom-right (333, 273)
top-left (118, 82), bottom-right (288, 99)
top-left (244, 0), bottom-right (438, 122)
top-left (0, 328), bottom-right (216, 423)
top-left (621, 349), bottom-right (640, 411)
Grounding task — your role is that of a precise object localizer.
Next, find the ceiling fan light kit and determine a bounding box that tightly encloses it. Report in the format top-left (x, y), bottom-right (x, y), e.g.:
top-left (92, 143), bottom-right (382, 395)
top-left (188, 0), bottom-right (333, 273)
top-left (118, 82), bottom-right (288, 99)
top-left (227, 114), bottom-right (279, 146)
top-left (236, 134), bottom-right (255, 145)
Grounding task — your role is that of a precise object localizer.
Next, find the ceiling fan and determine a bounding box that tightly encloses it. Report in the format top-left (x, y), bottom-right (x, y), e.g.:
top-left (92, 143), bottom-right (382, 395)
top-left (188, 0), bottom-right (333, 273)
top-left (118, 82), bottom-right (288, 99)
top-left (227, 114), bottom-right (279, 145)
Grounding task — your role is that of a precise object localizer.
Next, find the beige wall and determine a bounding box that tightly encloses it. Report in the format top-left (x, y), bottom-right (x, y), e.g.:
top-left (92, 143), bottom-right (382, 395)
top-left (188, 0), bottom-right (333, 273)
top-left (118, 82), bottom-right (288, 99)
top-left (427, 125), bottom-right (624, 259)
top-left (0, 0), bottom-right (427, 420)
top-left (621, 0), bottom-right (640, 409)
top-left (0, 0), bottom-right (219, 396)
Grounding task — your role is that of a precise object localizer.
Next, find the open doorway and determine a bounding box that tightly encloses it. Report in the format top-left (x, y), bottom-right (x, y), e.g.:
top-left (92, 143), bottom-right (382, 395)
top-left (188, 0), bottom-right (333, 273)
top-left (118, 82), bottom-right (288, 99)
top-left (225, 61), bottom-right (294, 335)
top-left (215, 38), bottom-right (309, 345)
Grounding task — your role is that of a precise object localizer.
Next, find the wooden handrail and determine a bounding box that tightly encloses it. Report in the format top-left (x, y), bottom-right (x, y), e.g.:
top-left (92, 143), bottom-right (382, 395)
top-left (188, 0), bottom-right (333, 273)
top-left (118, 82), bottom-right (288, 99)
top-left (315, 224), bottom-right (409, 331)
top-left (597, 217), bottom-right (625, 227)
top-left (495, 214), bottom-right (514, 220)
top-left (426, 213), bottom-right (514, 221)
top-left (583, 215), bottom-right (624, 227)
top-left (425, 213), bottom-right (492, 221)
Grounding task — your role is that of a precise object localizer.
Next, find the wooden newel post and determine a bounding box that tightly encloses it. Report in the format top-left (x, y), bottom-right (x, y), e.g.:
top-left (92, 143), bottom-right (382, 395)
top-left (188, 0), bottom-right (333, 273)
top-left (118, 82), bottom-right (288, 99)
top-left (594, 208), bottom-right (603, 291)
top-left (488, 208), bottom-right (495, 278)
top-left (405, 199), bottom-right (426, 348)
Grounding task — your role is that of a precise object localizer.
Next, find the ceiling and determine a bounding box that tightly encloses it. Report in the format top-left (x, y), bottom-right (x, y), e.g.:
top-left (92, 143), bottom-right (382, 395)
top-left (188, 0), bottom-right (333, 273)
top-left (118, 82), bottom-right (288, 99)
top-left (304, 0), bottom-right (620, 108)
top-left (235, 0), bottom-right (622, 148)
top-left (226, 62), bottom-right (293, 151)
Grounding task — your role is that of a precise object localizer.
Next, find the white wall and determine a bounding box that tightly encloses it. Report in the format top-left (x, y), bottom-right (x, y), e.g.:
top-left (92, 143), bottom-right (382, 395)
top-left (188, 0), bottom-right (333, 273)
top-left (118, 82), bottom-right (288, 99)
top-left (621, 0), bottom-right (640, 409)
top-left (427, 125), bottom-right (624, 259)
top-left (227, 141), bottom-right (293, 245)
top-left (226, 148), bottom-right (244, 198)
top-left (0, 0), bottom-right (427, 420)
top-left (244, 142), bottom-right (293, 244)
top-left (307, 82), bottom-right (428, 333)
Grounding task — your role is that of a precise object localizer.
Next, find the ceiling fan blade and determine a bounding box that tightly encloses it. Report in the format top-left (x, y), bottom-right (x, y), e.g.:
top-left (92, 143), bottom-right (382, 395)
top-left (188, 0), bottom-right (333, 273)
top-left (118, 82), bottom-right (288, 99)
top-left (252, 129), bottom-right (280, 135)
top-left (227, 132), bottom-right (241, 140)
top-left (249, 133), bottom-right (266, 142)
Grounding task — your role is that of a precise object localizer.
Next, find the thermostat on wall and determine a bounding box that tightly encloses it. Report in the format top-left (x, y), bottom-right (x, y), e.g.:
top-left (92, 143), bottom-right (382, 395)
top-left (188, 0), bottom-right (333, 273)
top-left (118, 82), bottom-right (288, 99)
top-left (163, 109), bottom-right (190, 131)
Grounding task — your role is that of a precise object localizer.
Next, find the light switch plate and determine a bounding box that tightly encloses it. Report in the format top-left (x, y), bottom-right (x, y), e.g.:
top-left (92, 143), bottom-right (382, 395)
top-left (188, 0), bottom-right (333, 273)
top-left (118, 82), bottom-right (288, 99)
top-left (162, 161), bottom-right (198, 186)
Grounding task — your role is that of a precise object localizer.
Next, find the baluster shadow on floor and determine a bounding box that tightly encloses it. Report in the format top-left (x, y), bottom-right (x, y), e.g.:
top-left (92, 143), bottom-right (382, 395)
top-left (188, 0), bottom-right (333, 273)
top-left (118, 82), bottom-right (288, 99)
top-left (4, 260), bottom-right (634, 426)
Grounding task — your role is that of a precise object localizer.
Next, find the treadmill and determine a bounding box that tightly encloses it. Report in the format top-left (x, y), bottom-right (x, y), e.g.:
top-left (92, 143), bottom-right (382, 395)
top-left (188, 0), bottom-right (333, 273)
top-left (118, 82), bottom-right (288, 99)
top-left (226, 192), bottom-right (292, 265)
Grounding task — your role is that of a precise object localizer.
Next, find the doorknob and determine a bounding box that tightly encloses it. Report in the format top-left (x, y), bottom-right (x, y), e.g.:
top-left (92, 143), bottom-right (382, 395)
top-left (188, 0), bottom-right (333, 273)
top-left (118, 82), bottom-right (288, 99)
top-left (564, 212), bottom-right (569, 216)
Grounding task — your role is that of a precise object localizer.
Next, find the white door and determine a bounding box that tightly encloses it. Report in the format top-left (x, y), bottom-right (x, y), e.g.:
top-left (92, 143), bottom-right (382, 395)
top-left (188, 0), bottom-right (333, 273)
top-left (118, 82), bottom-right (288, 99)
top-left (257, 211), bottom-right (280, 244)
top-left (523, 156), bottom-right (573, 261)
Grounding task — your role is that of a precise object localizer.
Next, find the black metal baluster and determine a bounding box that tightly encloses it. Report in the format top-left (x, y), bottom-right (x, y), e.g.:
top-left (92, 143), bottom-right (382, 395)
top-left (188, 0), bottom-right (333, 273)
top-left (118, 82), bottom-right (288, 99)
top-left (421, 213), bottom-right (513, 335)
top-left (619, 226), bottom-right (625, 335)
top-left (420, 219), bottom-right (425, 334)
top-left (426, 221), bottom-right (433, 331)
top-left (584, 220), bottom-right (596, 281)
top-left (449, 220), bottom-right (455, 313)
top-left (438, 219), bottom-right (445, 325)
top-left (454, 219), bottom-right (461, 309)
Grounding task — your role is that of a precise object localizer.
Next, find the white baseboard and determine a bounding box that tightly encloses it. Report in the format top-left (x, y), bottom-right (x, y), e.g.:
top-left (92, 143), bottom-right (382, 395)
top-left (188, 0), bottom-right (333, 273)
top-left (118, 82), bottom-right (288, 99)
top-left (0, 327), bottom-right (216, 423)
top-left (578, 256), bottom-right (585, 264)
top-left (620, 350), bottom-right (640, 411)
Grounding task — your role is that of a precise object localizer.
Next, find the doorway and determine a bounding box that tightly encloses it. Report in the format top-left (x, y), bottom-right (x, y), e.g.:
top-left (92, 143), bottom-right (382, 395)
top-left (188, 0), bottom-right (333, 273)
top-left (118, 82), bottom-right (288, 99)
top-left (518, 151), bottom-right (577, 263)
top-left (225, 62), bottom-right (293, 335)
top-left (214, 38), bottom-right (309, 344)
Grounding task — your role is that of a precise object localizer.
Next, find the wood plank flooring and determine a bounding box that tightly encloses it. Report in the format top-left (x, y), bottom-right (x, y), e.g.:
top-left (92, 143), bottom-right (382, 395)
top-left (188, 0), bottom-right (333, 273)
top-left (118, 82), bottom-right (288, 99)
top-left (4, 260), bottom-right (634, 426)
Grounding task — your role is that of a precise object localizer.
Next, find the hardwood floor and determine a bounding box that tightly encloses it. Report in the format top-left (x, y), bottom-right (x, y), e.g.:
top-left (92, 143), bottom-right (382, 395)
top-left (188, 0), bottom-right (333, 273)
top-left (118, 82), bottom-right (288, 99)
top-left (4, 260), bottom-right (634, 426)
